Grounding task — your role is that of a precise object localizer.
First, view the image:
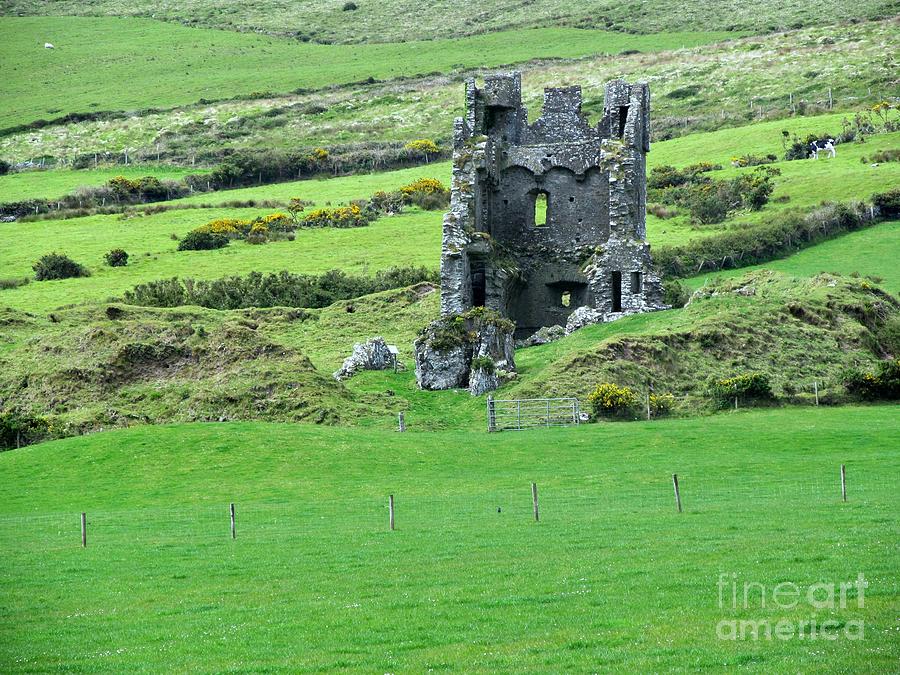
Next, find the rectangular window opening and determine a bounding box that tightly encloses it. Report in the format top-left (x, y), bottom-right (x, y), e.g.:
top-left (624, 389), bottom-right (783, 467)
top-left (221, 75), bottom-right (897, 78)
top-left (612, 271), bottom-right (622, 312)
top-left (630, 271), bottom-right (642, 294)
top-left (618, 105), bottom-right (629, 138)
top-left (534, 192), bottom-right (548, 227)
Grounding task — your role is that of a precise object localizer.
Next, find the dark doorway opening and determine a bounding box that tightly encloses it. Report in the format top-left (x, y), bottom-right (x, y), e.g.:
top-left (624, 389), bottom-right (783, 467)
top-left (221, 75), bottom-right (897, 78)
top-left (618, 105), bottom-right (629, 138)
top-left (612, 271), bottom-right (622, 312)
top-left (471, 259), bottom-right (486, 307)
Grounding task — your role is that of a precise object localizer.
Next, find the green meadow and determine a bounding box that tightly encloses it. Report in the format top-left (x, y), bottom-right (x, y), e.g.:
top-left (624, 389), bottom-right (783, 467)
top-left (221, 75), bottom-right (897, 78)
top-left (0, 16), bottom-right (735, 129)
top-left (0, 407), bottom-right (897, 671)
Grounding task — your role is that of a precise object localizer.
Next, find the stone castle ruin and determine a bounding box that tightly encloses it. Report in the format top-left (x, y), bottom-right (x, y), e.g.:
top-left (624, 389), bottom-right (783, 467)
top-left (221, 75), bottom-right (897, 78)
top-left (415, 72), bottom-right (667, 394)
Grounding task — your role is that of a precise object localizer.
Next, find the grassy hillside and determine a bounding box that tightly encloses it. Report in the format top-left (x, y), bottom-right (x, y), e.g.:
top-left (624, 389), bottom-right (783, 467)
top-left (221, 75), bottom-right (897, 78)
top-left (0, 165), bottom-right (204, 201)
top-left (3, 116), bottom-right (897, 314)
top-left (1, 407), bottom-right (897, 670)
top-left (0, 16), bottom-right (734, 129)
top-left (1, 271), bottom-right (896, 435)
top-left (3, 18), bottom-right (894, 163)
top-left (688, 220), bottom-right (900, 294)
top-left (3, 0), bottom-right (896, 42)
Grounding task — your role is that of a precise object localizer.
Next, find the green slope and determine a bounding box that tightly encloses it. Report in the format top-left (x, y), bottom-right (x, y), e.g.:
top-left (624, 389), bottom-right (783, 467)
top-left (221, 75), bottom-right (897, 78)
top-left (0, 16), bottom-right (734, 129)
top-left (0, 407), bottom-right (897, 670)
top-left (3, 0), bottom-right (895, 42)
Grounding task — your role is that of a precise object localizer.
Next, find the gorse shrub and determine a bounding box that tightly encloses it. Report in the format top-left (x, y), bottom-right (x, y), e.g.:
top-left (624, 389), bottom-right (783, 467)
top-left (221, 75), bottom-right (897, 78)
top-left (104, 249), bottom-right (128, 267)
top-left (177, 230), bottom-right (230, 251)
top-left (404, 139), bottom-right (440, 162)
top-left (0, 159), bottom-right (10, 176)
top-left (587, 383), bottom-right (638, 420)
top-left (860, 148), bottom-right (900, 164)
top-left (843, 359), bottom-right (900, 400)
top-left (298, 204), bottom-right (369, 228)
top-left (33, 252), bottom-right (90, 281)
top-left (0, 411), bottom-right (50, 450)
top-left (649, 393), bottom-right (675, 418)
top-left (123, 266), bottom-right (439, 310)
top-left (708, 372), bottom-right (773, 407)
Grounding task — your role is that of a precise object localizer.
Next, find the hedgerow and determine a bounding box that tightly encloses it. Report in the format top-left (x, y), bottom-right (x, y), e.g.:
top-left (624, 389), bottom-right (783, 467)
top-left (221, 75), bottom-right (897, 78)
top-left (842, 359), bottom-right (900, 400)
top-left (122, 266), bottom-right (439, 310)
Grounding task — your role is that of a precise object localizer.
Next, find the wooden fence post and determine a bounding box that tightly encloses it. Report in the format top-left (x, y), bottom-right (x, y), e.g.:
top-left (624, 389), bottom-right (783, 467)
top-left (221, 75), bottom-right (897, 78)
top-left (672, 474), bottom-right (683, 513)
top-left (398, 412), bottom-right (405, 432)
top-left (814, 380), bottom-right (819, 406)
top-left (230, 502), bottom-right (236, 539)
top-left (531, 482), bottom-right (539, 522)
top-left (646, 391), bottom-right (651, 420)
top-left (81, 512), bottom-right (87, 548)
top-left (389, 495), bottom-right (395, 531)
top-left (840, 465), bottom-right (847, 502)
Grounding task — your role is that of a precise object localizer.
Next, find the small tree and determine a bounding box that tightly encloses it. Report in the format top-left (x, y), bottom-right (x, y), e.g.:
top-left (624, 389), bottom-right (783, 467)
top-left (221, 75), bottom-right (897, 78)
top-left (105, 249), bottom-right (129, 267)
top-left (404, 139), bottom-right (440, 163)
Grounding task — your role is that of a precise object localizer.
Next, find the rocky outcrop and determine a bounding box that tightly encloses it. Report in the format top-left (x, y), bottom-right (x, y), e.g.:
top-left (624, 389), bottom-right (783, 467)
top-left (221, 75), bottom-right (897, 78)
top-left (517, 324), bottom-right (565, 347)
top-left (414, 309), bottom-right (515, 395)
top-left (333, 336), bottom-right (395, 380)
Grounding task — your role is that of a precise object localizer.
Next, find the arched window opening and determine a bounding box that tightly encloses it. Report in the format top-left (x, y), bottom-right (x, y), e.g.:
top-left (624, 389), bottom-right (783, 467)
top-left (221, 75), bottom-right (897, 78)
top-left (561, 291), bottom-right (571, 308)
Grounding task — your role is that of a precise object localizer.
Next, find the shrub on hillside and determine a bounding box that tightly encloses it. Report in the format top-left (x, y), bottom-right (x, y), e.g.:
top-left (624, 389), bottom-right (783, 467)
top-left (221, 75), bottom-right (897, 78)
top-left (872, 188), bottom-right (900, 219)
top-left (842, 359), bottom-right (900, 400)
top-left (104, 249), bottom-right (129, 267)
top-left (177, 229), bottom-right (230, 251)
top-left (0, 159), bottom-right (10, 176)
top-left (400, 177), bottom-right (450, 210)
top-left (33, 253), bottom-right (90, 281)
top-left (649, 393), bottom-right (675, 418)
top-left (0, 277), bottom-right (30, 290)
top-left (404, 139), bottom-right (440, 162)
top-left (123, 266), bottom-right (439, 310)
top-left (587, 383), bottom-right (639, 420)
top-left (662, 279), bottom-right (690, 308)
top-left (860, 148), bottom-right (900, 164)
top-left (730, 154), bottom-right (777, 168)
top-left (708, 372), bottom-right (773, 407)
top-left (298, 204), bottom-right (369, 228)
top-left (0, 411), bottom-right (50, 450)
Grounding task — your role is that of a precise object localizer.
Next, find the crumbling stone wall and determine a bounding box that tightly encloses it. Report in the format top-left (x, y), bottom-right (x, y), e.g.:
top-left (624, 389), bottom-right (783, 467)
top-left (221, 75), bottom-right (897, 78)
top-left (439, 71), bottom-right (667, 339)
top-left (416, 71), bottom-right (667, 392)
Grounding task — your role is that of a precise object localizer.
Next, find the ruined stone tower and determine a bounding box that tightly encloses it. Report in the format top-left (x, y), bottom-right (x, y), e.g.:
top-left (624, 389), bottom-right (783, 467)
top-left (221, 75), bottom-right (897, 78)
top-left (439, 71), bottom-right (666, 338)
top-left (415, 72), bottom-right (667, 393)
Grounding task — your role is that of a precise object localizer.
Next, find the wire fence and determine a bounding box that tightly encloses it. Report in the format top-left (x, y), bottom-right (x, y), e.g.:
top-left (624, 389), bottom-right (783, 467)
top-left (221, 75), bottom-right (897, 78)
top-left (1, 465), bottom-right (894, 554)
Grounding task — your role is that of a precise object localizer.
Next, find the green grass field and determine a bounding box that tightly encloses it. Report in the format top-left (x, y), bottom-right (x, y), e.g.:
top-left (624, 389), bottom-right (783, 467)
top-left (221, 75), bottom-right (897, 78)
top-left (4, 0), bottom-right (895, 43)
top-left (0, 406), bottom-right (897, 671)
top-left (0, 165), bottom-right (204, 202)
top-left (0, 16), bottom-right (735, 129)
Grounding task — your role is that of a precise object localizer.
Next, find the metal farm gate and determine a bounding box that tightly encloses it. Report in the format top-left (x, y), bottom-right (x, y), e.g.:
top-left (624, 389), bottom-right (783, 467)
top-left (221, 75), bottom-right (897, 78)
top-left (486, 396), bottom-right (582, 432)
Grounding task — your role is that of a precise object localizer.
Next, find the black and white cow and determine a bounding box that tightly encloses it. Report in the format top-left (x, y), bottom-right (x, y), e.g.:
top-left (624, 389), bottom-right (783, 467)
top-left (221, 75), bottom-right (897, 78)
top-left (809, 138), bottom-right (836, 160)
